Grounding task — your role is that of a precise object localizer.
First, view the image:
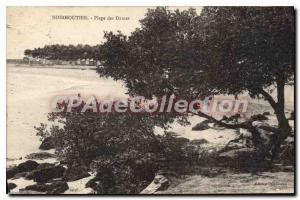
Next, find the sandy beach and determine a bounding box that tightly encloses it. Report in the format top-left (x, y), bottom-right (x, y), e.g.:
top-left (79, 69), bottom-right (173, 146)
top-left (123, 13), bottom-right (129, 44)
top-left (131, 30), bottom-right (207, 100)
top-left (7, 64), bottom-right (128, 160)
top-left (7, 64), bottom-right (294, 161)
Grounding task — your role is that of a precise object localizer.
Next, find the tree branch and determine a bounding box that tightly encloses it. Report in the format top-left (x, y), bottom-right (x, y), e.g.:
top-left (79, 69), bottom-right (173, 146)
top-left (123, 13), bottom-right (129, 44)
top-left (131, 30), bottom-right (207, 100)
top-left (258, 88), bottom-right (278, 111)
top-left (192, 110), bottom-right (250, 129)
top-left (189, 110), bottom-right (280, 134)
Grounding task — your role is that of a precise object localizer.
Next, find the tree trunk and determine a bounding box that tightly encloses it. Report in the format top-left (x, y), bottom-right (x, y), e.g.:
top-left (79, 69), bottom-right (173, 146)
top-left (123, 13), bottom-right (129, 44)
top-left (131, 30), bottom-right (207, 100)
top-left (271, 75), bottom-right (292, 159)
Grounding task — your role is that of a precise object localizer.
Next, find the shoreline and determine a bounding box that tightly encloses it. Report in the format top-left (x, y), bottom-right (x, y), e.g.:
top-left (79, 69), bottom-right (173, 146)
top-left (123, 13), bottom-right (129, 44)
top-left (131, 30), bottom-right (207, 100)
top-left (7, 63), bottom-right (97, 70)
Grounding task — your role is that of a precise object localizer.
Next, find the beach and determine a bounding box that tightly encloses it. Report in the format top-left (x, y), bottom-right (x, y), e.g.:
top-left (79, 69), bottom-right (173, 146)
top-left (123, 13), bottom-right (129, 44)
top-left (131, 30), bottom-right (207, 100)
top-left (7, 64), bottom-right (294, 161)
top-left (6, 64), bottom-right (295, 194)
top-left (7, 64), bottom-right (128, 160)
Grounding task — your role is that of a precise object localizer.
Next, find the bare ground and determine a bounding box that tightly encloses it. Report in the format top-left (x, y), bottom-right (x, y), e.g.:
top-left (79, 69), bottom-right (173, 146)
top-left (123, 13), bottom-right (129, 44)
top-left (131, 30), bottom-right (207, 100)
top-left (157, 172), bottom-right (294, 194)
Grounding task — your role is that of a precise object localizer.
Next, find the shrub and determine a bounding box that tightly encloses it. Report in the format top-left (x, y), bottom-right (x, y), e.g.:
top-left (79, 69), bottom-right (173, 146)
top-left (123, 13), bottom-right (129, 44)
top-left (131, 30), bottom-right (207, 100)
top-left (35, 110), bottom-right (189, 194)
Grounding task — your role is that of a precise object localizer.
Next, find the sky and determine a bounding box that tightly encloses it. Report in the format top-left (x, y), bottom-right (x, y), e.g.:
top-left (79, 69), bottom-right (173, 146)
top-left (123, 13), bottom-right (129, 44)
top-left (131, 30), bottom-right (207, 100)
top-left (7, 7), bottom-right (202, 59)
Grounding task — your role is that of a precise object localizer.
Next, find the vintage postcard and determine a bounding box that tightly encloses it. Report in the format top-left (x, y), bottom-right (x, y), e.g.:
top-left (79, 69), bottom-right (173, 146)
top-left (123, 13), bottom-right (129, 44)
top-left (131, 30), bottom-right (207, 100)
top-left (6, 6), bottom-right (295, 194)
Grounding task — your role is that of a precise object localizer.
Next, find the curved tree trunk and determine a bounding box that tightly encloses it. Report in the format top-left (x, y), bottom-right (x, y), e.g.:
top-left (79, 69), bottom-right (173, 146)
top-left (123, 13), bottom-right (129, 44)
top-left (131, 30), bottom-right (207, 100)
top-left (268, 75), bottom-right (292, 159)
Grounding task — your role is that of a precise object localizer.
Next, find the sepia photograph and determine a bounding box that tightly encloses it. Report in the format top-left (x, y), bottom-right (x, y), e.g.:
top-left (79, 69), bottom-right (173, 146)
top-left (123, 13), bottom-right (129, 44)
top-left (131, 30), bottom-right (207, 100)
top-left (6, 6), bottom-right (295, 195)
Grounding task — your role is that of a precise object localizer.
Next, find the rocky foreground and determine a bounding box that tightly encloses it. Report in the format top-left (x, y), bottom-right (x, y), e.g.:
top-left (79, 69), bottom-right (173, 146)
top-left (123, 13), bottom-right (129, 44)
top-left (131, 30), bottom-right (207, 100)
top-left (7, 111), bottom-right (295, 194)
top-left (7, 154), bottom-right (94, 194)
top-left (7, 137), bottom-right (95, 194)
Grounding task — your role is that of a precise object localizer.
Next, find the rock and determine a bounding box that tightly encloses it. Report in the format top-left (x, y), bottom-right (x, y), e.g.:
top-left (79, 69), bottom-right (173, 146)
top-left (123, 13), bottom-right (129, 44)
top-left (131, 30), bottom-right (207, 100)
top-left (23, 163), bottom-right (56, 180)
top-left (189, 139), bottom-right (209, 145)
top-left (25, 181), bottom-right (68, 194)
top-left (140, 174), bottom-right (169, 194)
top-left (49, 181), bottom-right (69, 194)
top-left (251, 114), bottom-right (268, 121)
top-left (7, 160), bottom-right (39, 179)
top-left (85, 178), bottom-right (97, 189)
top-left (36, 163), bottom-right (56, 170)
top-left (63, 167), bottom-right (90, 181)
top-left (11, 172), bottom-right (28, 180)
top-left (26, 165), bottom-right (66, 183)
top-left (25, 152), bottom-right (56, 160)
top-left (7, 182), bottom-right (17, 191)
top-left (263, 111), bottom-right (271, 116)
top-left (24, 163), bottom-right (56, 180)
top-left (7, 166), bottom-right (18, 179)
top-left (17, 160), bottom-right (39, 173)
top-left (39, 137), bottom-right (55, 150)
top-left (192, 120), bottom-right (210, 131)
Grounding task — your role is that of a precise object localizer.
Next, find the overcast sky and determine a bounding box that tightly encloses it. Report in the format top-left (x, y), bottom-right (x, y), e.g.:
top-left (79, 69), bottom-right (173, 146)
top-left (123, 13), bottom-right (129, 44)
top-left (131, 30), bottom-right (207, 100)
top-left (7, 7), bottom-right (202, 59)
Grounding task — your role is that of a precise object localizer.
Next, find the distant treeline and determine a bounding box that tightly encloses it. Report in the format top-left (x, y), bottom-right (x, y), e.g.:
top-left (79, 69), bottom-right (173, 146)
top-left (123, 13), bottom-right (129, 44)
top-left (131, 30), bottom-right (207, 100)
top-left (24, 44), bottom-right (102, 60)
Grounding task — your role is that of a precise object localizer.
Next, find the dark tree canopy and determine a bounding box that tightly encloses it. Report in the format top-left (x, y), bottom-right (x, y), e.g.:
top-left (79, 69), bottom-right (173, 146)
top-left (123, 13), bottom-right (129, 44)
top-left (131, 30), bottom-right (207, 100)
top-left (199, 7), bottom-right (294, 96)
top-left (98, 7), bottom-right (294, 99)
top-left (98, 7), bottom-right (295, 158)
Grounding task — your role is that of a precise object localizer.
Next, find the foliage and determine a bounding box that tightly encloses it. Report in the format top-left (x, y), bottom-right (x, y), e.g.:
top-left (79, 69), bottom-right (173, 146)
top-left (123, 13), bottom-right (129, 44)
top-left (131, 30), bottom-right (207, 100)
top-left (24, 44), bottom-right (102, 61)
top-left (36, 109), bottom-right (190, 194)
top-left (34, 123), bottom-right (50, 141)
top-left (97, 6), bottom-right (294, 158)
top-left (34, 6), bottom-right (295, 193)
top-left (98, 7), bottom-right (294, 98)
top-left (198, 7), bottom-right (294, 96)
